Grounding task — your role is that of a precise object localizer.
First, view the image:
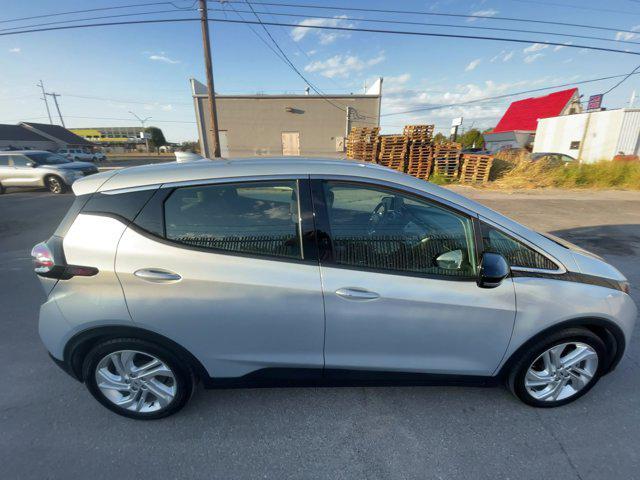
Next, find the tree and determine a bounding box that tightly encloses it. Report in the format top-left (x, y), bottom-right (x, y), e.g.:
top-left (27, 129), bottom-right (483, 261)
top-left (145, 126), bottom-right (167, 153)
top-left (433, 132), bottom-right (448, 144)
top-left (459, 128), bottom-right (485, 149)
top-left (179, 141), bottom-right (200, 153)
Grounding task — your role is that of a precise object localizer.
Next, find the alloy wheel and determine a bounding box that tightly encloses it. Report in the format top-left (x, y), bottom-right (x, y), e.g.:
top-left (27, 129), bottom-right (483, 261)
top-left (525, 342), bottom-right (599, 402)
top-left (47, 177), bottom-right (63, 194)
top-left (94, 350), bottom-right (177, 413)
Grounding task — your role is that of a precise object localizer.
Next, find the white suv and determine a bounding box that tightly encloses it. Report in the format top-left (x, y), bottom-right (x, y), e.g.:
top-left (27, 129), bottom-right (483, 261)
top-left (57, 148), bottom-right (106, 162)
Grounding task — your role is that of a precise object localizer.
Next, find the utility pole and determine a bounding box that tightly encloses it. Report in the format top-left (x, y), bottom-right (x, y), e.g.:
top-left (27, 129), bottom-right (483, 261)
top-left (36, 80), bottom-right (53, 124)
top-left (129, 111), bottom-right (151, 152)
top-left (199, 0), bottom-right (221, 158)
top-left (46, 93), bottom-right (65, 127)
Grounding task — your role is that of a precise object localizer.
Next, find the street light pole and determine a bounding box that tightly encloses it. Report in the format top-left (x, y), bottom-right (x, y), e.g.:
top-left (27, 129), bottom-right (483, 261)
top-left (199, 0), bottom-right (221, 158)
top-left (129, 111), bottom-right (151, 153)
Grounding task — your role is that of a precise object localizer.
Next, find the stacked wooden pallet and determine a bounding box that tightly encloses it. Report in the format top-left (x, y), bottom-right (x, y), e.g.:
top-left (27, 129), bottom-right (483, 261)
top-left (460, 154), bottom-right (494, 184)
top-left (406, 142), bottom-right (433, 180)
top-left (377, 135), bottom-right (408, 172)
top-left (403, 124), bottom-right (434, 142)
top-left (404, 124), bottom-right (435, 179)
top-left (431, 142), bottom-right (462, 180)
top-left (346, 127), bottom-right (379, 162)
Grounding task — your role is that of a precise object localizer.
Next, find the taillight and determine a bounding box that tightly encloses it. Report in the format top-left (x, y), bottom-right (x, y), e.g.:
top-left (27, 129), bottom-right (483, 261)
top-left (31, 240), bottom-right (98, 279)
top-left (31, 242), bottom-right (54, 273)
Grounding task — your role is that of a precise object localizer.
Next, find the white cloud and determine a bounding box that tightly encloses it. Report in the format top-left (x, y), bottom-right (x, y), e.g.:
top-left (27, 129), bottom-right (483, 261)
top-left (553, 42), bottom-right (572, 52)
top-left (8, 47), bottom-right (20, 53)
top-left (304, 52), bottom-right (384, 78)
top-left (384, 73), bottom-right (411, 93)
top-left (307, 49), bottom-right (317, 56)
top-left (615, 26), bottom-right (640, 41)
top-left (468, 9), bottom-right (498, 22)
top-left (524, 53), bottom-right (544, 63)
top-left (465, 58), bottom-right (482, 71)
top-left (523, 43), bottom-right (548, 53)
top-left (291, 15), bottom-right (353, 45)
top-left (490, 50), bottom-right (513, 62)
top-left (161, 104), bottom-right (173, 111)
top-left (148, 54), bottom-right (179, 64)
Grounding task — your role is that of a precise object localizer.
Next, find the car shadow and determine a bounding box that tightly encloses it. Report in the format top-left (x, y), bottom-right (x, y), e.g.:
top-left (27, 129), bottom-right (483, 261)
top-left (550, 224), bottom-right (640, 257)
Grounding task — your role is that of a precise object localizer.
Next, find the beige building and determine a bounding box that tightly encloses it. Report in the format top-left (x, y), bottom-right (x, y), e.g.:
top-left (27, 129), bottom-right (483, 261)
top-left (191, 78), bottom-right (382, 158)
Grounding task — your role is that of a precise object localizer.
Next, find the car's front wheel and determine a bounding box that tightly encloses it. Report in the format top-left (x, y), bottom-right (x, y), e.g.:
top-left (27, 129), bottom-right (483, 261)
top-left (83, 338), bottom-right (195, 419)
top-left (508, 328), bottom-right (606, 407)
top-left (45, 175), bottom-right (67, 194)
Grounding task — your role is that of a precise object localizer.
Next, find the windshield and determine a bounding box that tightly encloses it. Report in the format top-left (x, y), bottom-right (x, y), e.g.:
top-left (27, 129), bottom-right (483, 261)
top-left (25, 152), bottom-right (72, 165)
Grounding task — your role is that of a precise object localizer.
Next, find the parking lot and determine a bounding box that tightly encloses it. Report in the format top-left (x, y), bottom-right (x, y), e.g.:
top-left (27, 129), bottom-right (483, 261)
top-left (1, 184), bottom-right (639, 480)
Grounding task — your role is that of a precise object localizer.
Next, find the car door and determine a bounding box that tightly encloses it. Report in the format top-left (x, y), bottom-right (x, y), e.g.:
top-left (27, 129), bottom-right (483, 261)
top-left (115, 177), bottom-right (326, 379)
top-left (4, 155), bottom-right (39, 187)
top-left (0, 155), bottom-right (11, 184)
top-left (313, 179), bottom-right (516, 376)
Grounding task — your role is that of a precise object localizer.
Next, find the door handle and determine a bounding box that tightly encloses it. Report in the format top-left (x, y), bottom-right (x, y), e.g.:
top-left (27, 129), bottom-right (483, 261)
top-left (335, 287), bottom-right (380, 301)
top-left (134, 268), bottom-right (182, 283)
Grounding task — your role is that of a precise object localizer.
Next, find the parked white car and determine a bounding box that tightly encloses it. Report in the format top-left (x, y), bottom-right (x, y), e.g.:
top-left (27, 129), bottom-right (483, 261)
top-left (57, 148), bottom-right (106, 162)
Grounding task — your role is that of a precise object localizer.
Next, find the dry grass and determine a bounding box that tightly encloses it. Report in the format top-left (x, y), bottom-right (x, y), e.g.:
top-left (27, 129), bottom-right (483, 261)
top-left (493, 159), bottom-right (640, 190)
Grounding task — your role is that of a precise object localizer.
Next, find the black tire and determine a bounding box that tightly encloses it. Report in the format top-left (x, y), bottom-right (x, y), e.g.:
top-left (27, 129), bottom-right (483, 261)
top-left (82, 338), bottom-right (196, 420)
top-left (45, 175), bottom-right (67, 194)
top-left (508, 328), bottom-right (607, 408)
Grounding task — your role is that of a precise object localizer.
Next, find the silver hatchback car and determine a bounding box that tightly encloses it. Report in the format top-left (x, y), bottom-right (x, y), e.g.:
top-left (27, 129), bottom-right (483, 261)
top-left (0, 150), bottom-right (98, 194)
top-left (33, 158), bottom-right (636, 419)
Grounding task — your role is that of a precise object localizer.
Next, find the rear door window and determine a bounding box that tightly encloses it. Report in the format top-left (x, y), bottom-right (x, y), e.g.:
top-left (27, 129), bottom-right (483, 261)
top-left (164, 180), bottom-right (303, 260)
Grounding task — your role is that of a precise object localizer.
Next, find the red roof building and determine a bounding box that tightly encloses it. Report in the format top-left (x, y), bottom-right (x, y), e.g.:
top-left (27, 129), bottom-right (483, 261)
top-left (484, 88), bottom-right (582, 153)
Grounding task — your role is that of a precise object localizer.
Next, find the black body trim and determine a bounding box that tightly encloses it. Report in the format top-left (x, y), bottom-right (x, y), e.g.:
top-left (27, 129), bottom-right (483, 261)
top-left (203, 368), bottom-right (498, 389)
top-left (511, 270), bottom-right (628, 293)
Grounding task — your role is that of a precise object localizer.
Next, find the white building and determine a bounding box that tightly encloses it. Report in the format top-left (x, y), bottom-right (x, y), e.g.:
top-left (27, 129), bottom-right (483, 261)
top-left (533, 109), bottom-right (640, 163)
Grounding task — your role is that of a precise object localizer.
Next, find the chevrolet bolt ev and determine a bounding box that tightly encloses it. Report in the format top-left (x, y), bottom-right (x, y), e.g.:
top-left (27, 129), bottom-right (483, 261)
top-left (32, 158), bottom-right (636, 419)
top-left (0, 150), bottom-right (98, 194)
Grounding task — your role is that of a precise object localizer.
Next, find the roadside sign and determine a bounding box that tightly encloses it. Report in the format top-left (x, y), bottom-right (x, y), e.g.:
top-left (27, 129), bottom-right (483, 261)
top-left (587, 94), bottom-right (603, 111)
top-left (451, 117), bottom-right (463, 127)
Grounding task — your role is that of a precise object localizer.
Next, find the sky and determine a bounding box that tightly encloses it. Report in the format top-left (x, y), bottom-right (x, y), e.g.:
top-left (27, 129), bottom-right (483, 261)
top-left (2, 0), bottom-right (640, 142)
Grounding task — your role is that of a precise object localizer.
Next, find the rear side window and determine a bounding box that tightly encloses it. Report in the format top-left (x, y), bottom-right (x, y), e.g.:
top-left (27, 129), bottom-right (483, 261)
top-left (481, 223), bottom-right (558, 271)
top-left (164, 181), bottom-right (302, 260)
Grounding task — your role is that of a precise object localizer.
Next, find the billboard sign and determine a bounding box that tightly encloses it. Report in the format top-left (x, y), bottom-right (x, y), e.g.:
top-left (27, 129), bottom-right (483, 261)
top-left (587, 94), bottom-right (603, 111)
top-left (451, 117), bottom-right (463, 127)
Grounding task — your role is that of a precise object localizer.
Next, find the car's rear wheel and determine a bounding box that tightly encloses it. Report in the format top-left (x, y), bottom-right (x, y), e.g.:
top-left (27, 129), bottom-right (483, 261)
top-left (83, 338), bottom-right (195, 419)
top-left (45, 175), bottom-right (66, 194)
top-left (508, 328), bottom-right (606, 407)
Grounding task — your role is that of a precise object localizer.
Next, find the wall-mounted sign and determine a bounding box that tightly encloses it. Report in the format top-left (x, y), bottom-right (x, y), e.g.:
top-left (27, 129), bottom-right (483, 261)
top-left (587, 94), bottom-right (603, 111)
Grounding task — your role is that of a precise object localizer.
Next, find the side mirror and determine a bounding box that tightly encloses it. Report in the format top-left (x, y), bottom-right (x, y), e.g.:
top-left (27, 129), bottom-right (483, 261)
top-left (25, 161), bottom-right (35, 168)
top-left (477, 252), bottom-right (510, 288)
top-left (435, 249), bottom-right (463, 270)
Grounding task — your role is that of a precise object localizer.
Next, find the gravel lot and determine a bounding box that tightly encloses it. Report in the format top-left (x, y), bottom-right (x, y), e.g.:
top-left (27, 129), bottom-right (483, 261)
top-left (1, 185), bottom-right (638, 480)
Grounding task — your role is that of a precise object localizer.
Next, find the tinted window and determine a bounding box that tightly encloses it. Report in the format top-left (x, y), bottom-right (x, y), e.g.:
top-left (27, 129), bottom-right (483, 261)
top-left (25, 152), bottom-right (71, 165)
top-left (481, 223), bottom-right (558, 270)
top-left (164, 181), bottom-right (302, 259)
top-left (323, 182), bottom-right (477, 277)
top-left (11, 155), bottom-right (31, 167)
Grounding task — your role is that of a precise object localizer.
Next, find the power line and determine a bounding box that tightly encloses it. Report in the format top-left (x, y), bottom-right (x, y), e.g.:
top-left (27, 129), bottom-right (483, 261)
top-left (241, 1), bottom-right (346, 112)
top-left (204, 7), bottom-right (640, 48)
top-left (0, 8), bottom-right (196, 33)
top-left (221, 1), bottom-right (640, 36)
top-left (603, 64), bottom-right (640, 95)
top-left (381, 71), bottom-right (640, 117)
top-left (505, 0), bottom-right (640, 15)
top-left (2, 17), bottom-right (639, 58)
top-left (7, 6), bottom-right (640, 48)
top-left (0, 1), bottom-right (192, 25)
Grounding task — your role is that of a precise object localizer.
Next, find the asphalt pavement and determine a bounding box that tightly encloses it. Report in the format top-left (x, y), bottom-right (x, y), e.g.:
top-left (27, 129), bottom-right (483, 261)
top-left (1, 186), bottom-right (639, 480)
